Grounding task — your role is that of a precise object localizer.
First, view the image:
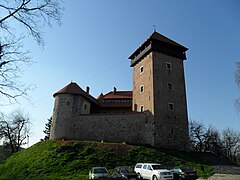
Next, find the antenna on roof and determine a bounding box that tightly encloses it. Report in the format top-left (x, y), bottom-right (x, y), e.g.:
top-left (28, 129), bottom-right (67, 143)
top-left (153, 25), bottom-right (156, 32)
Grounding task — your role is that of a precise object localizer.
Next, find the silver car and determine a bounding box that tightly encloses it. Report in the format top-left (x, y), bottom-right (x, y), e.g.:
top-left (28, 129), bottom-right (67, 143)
top-left (89, 167), bottom-right (110, 179)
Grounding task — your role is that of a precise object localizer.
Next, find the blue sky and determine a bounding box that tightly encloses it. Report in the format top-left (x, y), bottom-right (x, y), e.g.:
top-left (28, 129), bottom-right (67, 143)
top-left (1, 0), bottom-right (240, 146)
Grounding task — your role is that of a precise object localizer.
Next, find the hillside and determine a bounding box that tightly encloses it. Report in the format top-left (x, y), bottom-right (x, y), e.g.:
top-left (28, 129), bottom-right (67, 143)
top-left (0, 145), bottom-right (12, 163)
top-left (0, 140), bottom-right (213, 179)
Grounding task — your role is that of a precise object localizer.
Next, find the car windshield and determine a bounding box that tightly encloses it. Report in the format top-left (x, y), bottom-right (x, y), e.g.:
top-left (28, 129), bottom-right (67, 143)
top-left (120, 167), bottom-right (134, 173)
top-left (93, 168), bottom-right (107, 173)
top-left (152, 165), bottom-right (165, 170)
top-left (181, 167), bottom-right (193, 171)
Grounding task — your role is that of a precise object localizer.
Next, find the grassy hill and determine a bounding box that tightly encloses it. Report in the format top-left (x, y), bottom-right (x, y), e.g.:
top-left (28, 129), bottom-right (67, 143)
top-left (0, 140), bottom-right (213, 179)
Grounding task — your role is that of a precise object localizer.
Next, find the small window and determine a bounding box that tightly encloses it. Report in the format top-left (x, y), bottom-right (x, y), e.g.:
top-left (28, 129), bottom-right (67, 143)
top-left (168, 103), bottom-right (174, 111)
top-left (140, 66), bottom-right (144, 74)
top-left (166, 62), bottom-right (172, 71)
top-left (167, 82), bottom-right (173, 90)
top-left (136, 164), bottom-right (142, 168)
top-left (147, 165), bottom-right (152, 170)
top-left (140, 85), bottom-right (144, 93)
top-left (84, 104), bottom-right (87, 109)
top-left (143, 165), bottom-right (147, 169)
top-left (140, 105), bottom-right (144, 112)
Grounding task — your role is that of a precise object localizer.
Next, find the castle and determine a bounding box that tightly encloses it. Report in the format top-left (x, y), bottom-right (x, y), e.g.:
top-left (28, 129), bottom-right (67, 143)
top-left (50, 31), bottom-right (189, 150)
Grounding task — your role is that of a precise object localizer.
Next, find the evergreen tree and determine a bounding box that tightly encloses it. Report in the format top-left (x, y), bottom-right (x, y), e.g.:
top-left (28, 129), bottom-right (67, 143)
top-left (42, 117), bottom-right (52, 141)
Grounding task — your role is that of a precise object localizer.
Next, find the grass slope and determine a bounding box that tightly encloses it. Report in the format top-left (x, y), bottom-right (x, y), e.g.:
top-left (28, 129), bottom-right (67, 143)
top-left (0, 140), bottom-right (213, 179)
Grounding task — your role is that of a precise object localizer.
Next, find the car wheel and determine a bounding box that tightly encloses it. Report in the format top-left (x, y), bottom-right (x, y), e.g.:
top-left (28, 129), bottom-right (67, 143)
top-left (137, 173), bottom-right (142, 179)
top-left (152, 175), bottom-right (158, 180)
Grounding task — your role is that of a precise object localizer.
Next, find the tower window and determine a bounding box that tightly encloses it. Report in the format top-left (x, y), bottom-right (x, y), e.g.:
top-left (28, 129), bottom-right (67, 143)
top-left (140, 105), bottom-right (144, 112)
top-left (167, 82), bottom-right (173, 90)
top-left (140, 85), bottom-right (144, 93)
top-left (166, 62), bottom-right (172, 71)
top-left (168, 103), bottom-right (174, 111)
top-left (140, 66), bottom-right (144, 74)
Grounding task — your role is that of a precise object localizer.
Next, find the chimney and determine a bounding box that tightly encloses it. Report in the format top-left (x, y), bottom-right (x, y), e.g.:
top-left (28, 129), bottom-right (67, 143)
top-left (97, 93), bottom-right (104, 104)
top-left (113, 87), bottom-right (117, 94)
top-left (86, 86), bottom-right (90, 95)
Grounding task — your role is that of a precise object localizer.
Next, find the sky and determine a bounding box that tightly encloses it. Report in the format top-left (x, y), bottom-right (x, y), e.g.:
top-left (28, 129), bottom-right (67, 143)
top-left (1, 0), bottom-right (240, 147)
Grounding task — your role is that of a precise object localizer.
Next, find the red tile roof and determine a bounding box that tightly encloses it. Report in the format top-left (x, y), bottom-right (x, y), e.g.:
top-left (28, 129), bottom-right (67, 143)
top-left (100, 91), bottom-right (132, 99)
top-left (53, 82), bottom-right (98, 104)
top-left (53, 83), bottom-right (132, 110)
top-left (53, 82), bottom-right (85, 97)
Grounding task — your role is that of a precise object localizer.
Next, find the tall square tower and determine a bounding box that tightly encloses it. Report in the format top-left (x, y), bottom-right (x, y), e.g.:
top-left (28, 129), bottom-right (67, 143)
top-left (129, 32), bottom-right (189, 150)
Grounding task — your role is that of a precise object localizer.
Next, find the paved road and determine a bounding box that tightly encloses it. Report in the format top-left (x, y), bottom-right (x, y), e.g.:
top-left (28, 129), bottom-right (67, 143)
top-left (208, 174), bottom-right (240, 180)
top-left (212, 165), bottom-right (240, 175)
top-left (198, 165), bottom-right (240, 180)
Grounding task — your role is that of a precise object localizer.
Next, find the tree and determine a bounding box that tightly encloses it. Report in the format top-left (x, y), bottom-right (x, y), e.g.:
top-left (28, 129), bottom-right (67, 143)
top-left (203, 125), bottom-right (222, 155)
top-left (235, 62), bottom-right (240, 113)
top-left (0, 0), bottom-right (63, 103)
top-left (0, 109), bottom-right (30, 153)
top-left (189, 120), bottom-right (223, 155)
top-left (189, 120), bottom-right (206, 152)
top-left (221, 128), bottom-right (240, 162)
top-left (42, 117), bottom-right (52, 141)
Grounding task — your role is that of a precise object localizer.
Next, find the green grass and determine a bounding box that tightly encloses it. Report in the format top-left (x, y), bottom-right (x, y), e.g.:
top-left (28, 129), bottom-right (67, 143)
top-left (0, 140), bottom-right (213, 179)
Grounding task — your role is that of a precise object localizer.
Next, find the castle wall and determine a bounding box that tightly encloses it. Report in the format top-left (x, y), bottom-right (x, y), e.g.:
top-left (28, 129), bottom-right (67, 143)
top-left (71, 112), bottom-right (155, 145)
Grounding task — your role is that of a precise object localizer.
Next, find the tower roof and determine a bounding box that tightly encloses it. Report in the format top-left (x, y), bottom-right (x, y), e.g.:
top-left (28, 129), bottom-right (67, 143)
top-left (53, 82), bottom-right (85, 97)
top-left (129, 31), bottom-right (188, 66)
top-left (53, 82), bottom-right (98, 104)
top-left (150, 31), bottom-right (188, 50)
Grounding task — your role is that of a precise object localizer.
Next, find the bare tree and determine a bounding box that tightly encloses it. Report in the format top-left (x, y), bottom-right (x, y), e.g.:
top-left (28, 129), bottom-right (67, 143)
top-left (203, 125), bottom-right (222, 155)
top-left (235, 62), bottom-right (240, 114)
top-left (0, 109), bottom-right (30, 153)
top-left (0, 0), bottom-right (63, 103)
top-left (0, 37), bottom-right (32, 104)
top-left (189, 120), bottom-right (206, 152)
top-left (221, 128), bottom-right (240, 162)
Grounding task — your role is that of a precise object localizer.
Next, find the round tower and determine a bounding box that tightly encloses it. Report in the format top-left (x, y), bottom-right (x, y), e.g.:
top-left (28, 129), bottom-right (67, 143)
top-left (50, 82), bottom-right (91, 140)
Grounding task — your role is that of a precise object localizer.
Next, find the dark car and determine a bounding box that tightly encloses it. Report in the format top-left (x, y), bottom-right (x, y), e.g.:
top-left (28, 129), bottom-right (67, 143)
top-left (170, 167), bottom-right (198, 180)
top-left (112, 166), bottom-right (138, 180)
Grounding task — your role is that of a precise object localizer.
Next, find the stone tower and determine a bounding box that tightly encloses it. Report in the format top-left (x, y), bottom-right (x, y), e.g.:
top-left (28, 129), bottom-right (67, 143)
top-left (129, 32), bottom-right (189, 150)
top-left (50, 82), bottom-right (92, 140)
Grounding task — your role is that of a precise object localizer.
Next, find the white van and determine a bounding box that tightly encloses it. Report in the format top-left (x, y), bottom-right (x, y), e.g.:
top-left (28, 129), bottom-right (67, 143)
top-left (134, 163), bottom-right (173, 180)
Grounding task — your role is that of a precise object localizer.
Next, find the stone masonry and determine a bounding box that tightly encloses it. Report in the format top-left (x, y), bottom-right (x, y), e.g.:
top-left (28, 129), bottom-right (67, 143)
top-left (50, 31), bottom-right (189, 150)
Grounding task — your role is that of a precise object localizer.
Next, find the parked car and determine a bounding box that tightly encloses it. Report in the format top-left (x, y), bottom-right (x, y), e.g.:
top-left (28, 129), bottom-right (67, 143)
top-left (89, 167), bottom-right (110, 179)
top-left (134, 163), bottom-right (173, 180)
top-left (170, 167), bottom-right (198, 180)
top-left (112, 166), bottom-right (138, 180)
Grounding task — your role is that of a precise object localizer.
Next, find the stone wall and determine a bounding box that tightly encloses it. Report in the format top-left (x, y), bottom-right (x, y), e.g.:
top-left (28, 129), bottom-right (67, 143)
top-left (50, 94), bottom-right (74, 140)
top-left (71, 112), bottom-right (155, 146)
top-left (152, 51), bottom-right (189, 150)
top-left (132, 52), bottom-right (154, 114)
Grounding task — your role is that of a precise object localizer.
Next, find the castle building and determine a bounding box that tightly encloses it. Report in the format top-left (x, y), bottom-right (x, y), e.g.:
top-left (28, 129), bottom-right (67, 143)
top-left (50, 31), bottom-right (189, 150)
